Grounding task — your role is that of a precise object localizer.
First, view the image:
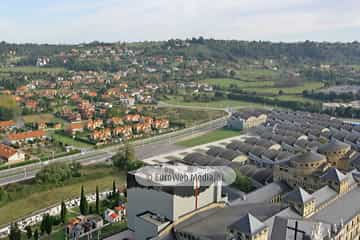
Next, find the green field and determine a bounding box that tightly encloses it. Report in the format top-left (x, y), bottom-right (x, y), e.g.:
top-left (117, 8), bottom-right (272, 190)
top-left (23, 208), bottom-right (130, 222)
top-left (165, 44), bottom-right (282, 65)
top-left (0, 66), bottom-right (65, 74)
top-left (143, 106), bottom-right (227, 127)
top-left (50, 132), bottom-right (93, 148)
top-left (23, 113), bottom-right (57, 123)
top-left (272, 95), bottom-right (320, 103)
top-left (245, 82), bottom-right (324, 94)
top-left (0, 166), bottom-right (125, 226)
top-left (165, 96), bottom-right (270, 109)
top-left (202, 78), bottom-right (274, 89)
top-left (177, 128), bottom-right (241, 147)
top-left (236, 69), bottom-right (280, 81)
top-left (202, 78), bottom-right (324, 95)
top-left (0, 95), bottom-right (18, 109)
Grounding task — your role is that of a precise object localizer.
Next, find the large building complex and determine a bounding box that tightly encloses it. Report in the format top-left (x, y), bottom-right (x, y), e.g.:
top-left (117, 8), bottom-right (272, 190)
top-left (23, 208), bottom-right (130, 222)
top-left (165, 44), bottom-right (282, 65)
top-left (127, 110), bottom-right (360, 240)
top-left (126, 165), bottom-right (227, 240)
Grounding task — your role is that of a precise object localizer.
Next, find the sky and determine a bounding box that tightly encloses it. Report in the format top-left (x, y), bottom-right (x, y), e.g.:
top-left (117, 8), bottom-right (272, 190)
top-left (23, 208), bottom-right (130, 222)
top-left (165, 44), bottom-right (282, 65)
top-left (1, 0), bottom-right (360, 44)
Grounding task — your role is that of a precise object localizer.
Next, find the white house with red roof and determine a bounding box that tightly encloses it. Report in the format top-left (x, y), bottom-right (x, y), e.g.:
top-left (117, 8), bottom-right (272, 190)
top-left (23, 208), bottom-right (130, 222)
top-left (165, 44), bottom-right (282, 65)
top-left (104, 209), bottom-right (121, 223)
top-left (0, 144), bottom-right (25, 164)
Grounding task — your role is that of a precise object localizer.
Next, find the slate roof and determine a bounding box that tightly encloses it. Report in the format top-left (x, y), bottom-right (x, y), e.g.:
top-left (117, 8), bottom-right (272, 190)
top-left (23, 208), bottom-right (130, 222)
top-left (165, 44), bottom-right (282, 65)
top-left (174, 203), bottom-right (283, 240)
top-left (284, 187), bottom-right (314, 204)
top-left (320, 167), bottom-right (347, 183)
top-left (289, 151), bottom-right (326, 163)
top-left (318, 139), bottom-right (349, 153)
top-left (228, 213), bottom-right (266, 235)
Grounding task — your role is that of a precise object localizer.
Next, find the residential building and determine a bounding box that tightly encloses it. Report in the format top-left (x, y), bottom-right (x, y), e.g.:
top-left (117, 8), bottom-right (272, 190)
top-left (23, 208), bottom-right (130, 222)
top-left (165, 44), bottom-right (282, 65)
top-left (104, 209), bottom-right (121, 223)
top-left (6, 130), bottom-right (46, 145)
top-left (0, 120), bottom-right (16, 131)
top-left (227, 111), bottom-right (268, 130)
top-left (0, 144), bottom-right (25, 164)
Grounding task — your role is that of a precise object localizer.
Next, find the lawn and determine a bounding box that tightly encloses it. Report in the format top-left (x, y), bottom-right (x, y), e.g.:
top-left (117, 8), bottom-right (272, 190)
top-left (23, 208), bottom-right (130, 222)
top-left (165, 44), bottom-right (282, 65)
top-left (202, 78), bottom-right (274, 89)
top-left (142, 106), bottom-right (227, 127)
top-left (245, 82), bottom-right (324, 94)
top-left (202, 78), bottom-right (324, 95)
top-left (50, 132), bottom-right (93, 148)
top-left (272, 95), bottom-right (320, 103)
top-left (98, 222), bottom-right (128, 239)
top-left (0, 66), bottom-right (65, 74)
top-left (236, 69), bottom-right (280, 81)
top-left (23, 113), bottom-right (56, 123)
top-left (0, 166), bottom-right (125, 226)
top-left (165, 95), bottom-right (270, 109)
top-left (0, 95), bottom-right (18, 109)
top-left (177, 128), bottom-right (241, 147)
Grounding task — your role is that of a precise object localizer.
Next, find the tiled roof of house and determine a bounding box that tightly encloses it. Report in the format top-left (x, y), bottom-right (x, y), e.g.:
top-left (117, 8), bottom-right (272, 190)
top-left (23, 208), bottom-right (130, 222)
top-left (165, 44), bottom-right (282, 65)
top-left (0, 120), bottom-right (16, 128)
top-left (7, 130), bottom-right (46, 141)
top-left (228, 213), bottom-right (267, 235)
top-left (0, 144), bottom-right (17, 159)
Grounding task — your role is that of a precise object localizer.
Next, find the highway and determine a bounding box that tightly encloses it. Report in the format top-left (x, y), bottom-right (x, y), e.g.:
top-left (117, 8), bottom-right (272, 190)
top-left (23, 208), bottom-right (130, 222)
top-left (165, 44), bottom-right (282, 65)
top-left (0, 116), bottom-right (228, 186)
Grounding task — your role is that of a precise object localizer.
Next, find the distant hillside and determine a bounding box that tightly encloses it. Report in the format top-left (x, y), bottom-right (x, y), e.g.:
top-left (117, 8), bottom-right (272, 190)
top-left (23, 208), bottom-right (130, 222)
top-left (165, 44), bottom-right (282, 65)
top-left (1, 39), bottom-right (360, 65)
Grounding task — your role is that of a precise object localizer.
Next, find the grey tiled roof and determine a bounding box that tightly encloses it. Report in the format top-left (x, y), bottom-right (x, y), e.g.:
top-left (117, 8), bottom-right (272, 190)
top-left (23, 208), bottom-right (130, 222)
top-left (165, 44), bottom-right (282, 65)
top-left (284, 187), bottom-right (314, 204)
top-left (311, 186), bottom-right (360, 225)
top-left (174, 203), bottom-right (283, 240)
top-left (318, 139), bottom-right (349, 153)
top-left (312, 186), bottom-right (337, 207)
top-left (228, 213), bottom-right (266, 235)
top-left (320, 167), bottom-right (347, 183)
top-left (290, 151), bottom-right (326, 163)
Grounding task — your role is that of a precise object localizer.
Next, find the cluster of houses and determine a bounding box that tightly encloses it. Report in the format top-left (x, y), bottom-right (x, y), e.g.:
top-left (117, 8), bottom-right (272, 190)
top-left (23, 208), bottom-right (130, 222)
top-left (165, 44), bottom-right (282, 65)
top-left (0, 189), bottom-right (127, 240)
top-left (0, 120), bottom-right (47, 164)
top-left (65, 114), bottom-right (169, 144)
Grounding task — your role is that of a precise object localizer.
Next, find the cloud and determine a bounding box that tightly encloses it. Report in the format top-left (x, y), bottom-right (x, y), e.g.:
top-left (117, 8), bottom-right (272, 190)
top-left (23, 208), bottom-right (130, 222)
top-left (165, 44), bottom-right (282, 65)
top-left (0, 0), bottom-right (359, 43)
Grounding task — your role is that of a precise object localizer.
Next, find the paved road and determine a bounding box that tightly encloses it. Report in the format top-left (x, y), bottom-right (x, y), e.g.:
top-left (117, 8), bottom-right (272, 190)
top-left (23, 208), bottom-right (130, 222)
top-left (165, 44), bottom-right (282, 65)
top-left (0, 116), bottom-right (229, 186)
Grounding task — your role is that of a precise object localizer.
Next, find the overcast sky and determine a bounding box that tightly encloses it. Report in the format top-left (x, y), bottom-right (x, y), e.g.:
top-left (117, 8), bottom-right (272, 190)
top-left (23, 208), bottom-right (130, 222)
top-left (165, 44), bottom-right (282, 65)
top-left (1, 0), bottom-right (360, 44)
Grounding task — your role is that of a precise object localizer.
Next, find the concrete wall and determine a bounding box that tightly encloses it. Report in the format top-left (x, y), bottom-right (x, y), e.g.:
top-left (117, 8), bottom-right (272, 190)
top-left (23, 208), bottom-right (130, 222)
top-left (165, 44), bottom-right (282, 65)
top-left (127, 188), bottom-right (174, 230)
top-left (134, 216), bottom-right (159, 240)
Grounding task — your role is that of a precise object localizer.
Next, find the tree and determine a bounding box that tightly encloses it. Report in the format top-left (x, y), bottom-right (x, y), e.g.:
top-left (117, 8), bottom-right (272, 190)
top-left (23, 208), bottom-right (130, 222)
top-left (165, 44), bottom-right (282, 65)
top-left (45, 214), bottom-right (53, 235)
top-left (79, 186), bottom-right (89, 215)
top-left (40, 216), bottom-right (46, 235)
top-left (112, 144), bottom-right (143, 172)
top-left (9, 223), bottom-right (21, 240)
top-left (124, 143), bottom-right (135, 161)
top-left (33, 229), bottom-right (39, 240)
top-left (112, 180), bottom-right (117, 197)
top-left (96, 186), bottom-right (100, 214)
top-left (25, 225), bottom-right (32, 239)
top-left (35, 163), bottom-right (73, 185)
top-left (233, 170), bottom-right (253, 193)
top-left (42, 214), bottom-right (53, 235)
top-left (60, 200), bottom-right (67, 223)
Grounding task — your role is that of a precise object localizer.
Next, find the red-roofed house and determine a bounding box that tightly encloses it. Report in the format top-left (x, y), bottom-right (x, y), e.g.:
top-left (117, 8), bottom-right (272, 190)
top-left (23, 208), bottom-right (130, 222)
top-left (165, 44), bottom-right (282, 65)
top-left (66, 123), bottom-right (84, 135)
top-left (90, 128), bottom-right (111, 142)
top-left (0, 144), bottom-right (25, 164)
top-left (123, 114), bottom-right (141, 123)
top-left (114, 204), bottom-right (126, 220)
top-left (153, 119), bottom-right (170, 130)
top-left (104, 209), bottom-right (121, 223)
top-left (6, 130), bottom-right (46, 144)
top-left (112, 126), bottom-right (133, 138)
top-left (0, 120), bottom-right (16, 131)
top-left (133, 122), bottom-right (152, 134)
top-left (87, 119), bottom-right (103, 130)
